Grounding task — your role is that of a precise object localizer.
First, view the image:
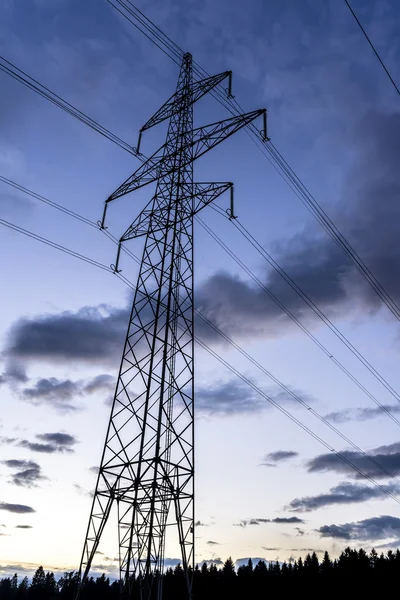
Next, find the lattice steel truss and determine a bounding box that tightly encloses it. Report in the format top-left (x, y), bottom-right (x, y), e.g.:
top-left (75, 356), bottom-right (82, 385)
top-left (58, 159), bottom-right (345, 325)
top-left (77, 53), bottom-right (266, 600)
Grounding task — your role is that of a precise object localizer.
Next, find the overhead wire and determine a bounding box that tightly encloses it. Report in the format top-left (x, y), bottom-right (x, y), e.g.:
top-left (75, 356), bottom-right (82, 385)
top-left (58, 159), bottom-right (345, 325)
top-left (105, 0), bottom-right (400, 323)
top-left (0, 217), bottom-right (112, 273)
top-left (0, 55), bottom-right (138, 156)
top-left (3, 3), bottom-right (399, 324)
top-left (229, 217), bottom-right (400, 405)
top-left (2, 202), bottom-right (400, 501)
top-left (2, 1), bottom-right (400, 500)
top-left (343, 0), bottom-right (400, 97)
top-left (196, 215), bottom-right (400, 427)
top-left (2, 173), bottom-right (400, 429)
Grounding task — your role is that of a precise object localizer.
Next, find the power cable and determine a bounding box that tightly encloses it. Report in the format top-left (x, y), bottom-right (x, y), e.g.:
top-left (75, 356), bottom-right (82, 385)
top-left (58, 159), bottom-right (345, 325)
top-left (2, 173), bottom-right (400, 431)
top-left (0, 55), bottom-right (138, 156)
top-left (106, 0), bottom-right (400, 323)
top-left (4, 8), bottom-right (399, 325)
top-left (2, 211), bottom-right (400, 501)
top-left (230, 218), bottom-right (400, 405)
top-left (196, 216), bottom-right (400, 427)
top-left (343, 0), bottom-right (400, 97)
top-left (0, 217), bottom-right (112, 273)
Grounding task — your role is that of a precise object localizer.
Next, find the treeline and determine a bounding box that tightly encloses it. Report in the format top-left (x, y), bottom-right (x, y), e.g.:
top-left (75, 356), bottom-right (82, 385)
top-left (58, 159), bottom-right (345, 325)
top-left (1, 547), bottom-right (400, 599)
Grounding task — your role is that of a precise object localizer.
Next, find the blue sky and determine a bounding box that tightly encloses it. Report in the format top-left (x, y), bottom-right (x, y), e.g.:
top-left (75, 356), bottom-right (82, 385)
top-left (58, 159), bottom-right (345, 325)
top-left (1, 0), bottom-right (400, 578)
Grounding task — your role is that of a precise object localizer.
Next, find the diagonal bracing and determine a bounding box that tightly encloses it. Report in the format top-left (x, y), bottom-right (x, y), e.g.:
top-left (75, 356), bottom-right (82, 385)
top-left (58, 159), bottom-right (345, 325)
top-left (77, 52), bottom-right (265, 600)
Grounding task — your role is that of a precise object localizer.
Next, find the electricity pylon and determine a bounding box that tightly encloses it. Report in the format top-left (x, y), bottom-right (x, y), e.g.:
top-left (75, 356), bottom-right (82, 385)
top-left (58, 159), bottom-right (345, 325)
top-left (77, 52), bottom-right (266, 600)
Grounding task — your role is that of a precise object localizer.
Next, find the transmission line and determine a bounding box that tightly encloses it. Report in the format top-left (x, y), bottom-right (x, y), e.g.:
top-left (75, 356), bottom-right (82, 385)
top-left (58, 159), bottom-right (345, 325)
top-left (106, 0), bottom-right (400, 324)
top-left (3, 13), bottom-right (400, 324)
top-left (0, 55), bottom-right (138, 156)
top-left (2, 208), bottom-right (400, 504)
top-left (196, 216), bottom-right (400, 427)
top-left (2, 173), bottom-right (400, 432)
top-left (343, 0), bottom-right (400, 97)
top-left (0, 217), bottom-right (112, 273)
top-left (229, 218), bottom-right (400, 405)
top-left (2, 174), bottom-right (400, 486)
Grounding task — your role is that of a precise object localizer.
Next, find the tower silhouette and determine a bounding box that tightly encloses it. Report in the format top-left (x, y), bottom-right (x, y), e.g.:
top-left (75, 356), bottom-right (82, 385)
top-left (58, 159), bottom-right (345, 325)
top-left (77, 52), bottom-right (266, 600)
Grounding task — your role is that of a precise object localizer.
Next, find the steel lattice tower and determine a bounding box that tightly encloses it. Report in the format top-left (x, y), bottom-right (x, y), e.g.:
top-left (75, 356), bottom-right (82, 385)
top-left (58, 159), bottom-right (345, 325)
top-left (77, 53), bottom-right (266, 600)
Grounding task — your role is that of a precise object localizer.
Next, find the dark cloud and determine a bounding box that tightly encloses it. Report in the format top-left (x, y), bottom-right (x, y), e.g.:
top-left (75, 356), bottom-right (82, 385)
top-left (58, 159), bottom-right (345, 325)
top-left (235, 518), bottom-right (271, 527)
top-left (325, 405), bottom-right (400, 424)
top-left (82, 374), bottom-right (115, 395)
top-left (5, 304), bottom-right (129, 366)
top-left (196, 379), bottom-right (310, 416)
top-left (200, 558), bottom-right (224, 567)
top-left (262, 547), bottom-right (280, 551)
top-left (376, 539), bottom-right (400, 549)
top-left (21, 378), bottom-right (80, 411)
top-left (319, 515), bottom-right (400, 541)
top-left (272, 517), bottom-right (304, 524)
top-left (206, 540), bottom-right (220, 546)
top-left (2, 460), bottom-right (45, 488)
top-left (195, 112), bottom-right (400, 340)
top-left (235, 557), bottom-right (267, 568)
top-left (307, 441), bottom-right (400, 480)
top-left (0, 502), bottom-right (35, 513)
top-left (0, 437), bottom-right (17, 445)
top-left (0, 362), bottom-right (28, 385)
top-left (195, 521), bottom-right (208, 527)
top-left (164, 558), bottom-right (181, 567)
top-left (2, 460), bottom-right (37, 469)
top-left (18, 431), bottom-right (78, 454)
top-left (36, 432), bottom-right (77, 447)
top-left (236, 516), bottom-right (303, 527)
top-left (288, 481), bottom-right (400, 512)
top-left (18, 375), bottom-right (114, 412)
top-left (15, 525), bottom-right (33, 529)
top-left (263, 450), bottom-right (298, 463)
top-left (295, 528), bottom-right (305, 536)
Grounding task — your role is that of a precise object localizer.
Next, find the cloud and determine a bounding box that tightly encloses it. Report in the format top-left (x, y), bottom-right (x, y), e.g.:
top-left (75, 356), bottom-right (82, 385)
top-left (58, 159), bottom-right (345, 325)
top-left (20, 378), bottom-right (80, 411)
top-left (262, 547), bottom-right (280, 551)
top-left (0, 437), bottom-right (17, 445)
top-left (206, 540), bottom-right (220, 546)
top-left (288, 481), bottom-right (400, 512)
top-left (196, 379), bottom-right (310, 416)
top-left (307, 441), bottom-right (400, 480)
top-left (73, 483), bottom-right (92, 498)
top-left (319, 515), bottom-right (400, 541)
top-left (200, 558), bottom-right (224, 567)
top-left (36, 432), bottom-right (77, 448)
top-left (15, 525), bottom-right (33, 529)
top-left (235, 557), bottom-right (267, 569)
top-left (272, 517), bottom-right (304, 524)
top-left (2, 459), bottom-right (45, 488)
top-left (5, 304), bottom-right (129, 367)
top-left (0, 502), bottom-right (35, 513)
top-left (164, 558), bottom-right (181, 567)
top-left (263, 450), bottom-right (298, 463)
top-left (195, 521), bottom-right (208, 527)
top-left (235, 518), bottom-right (271, 528)
top-left (2, 460), bottom-right (37, 469)
top-left (18, 375), bottom-right (114, 412)
top-left (18, 431), bottom-right (78, 454)
top-left (82, 374), bottom-right (115, 395)
top-left (325, 405), bottom-right (400, 424)
top-left (235, 516), bottom-right (304, 527)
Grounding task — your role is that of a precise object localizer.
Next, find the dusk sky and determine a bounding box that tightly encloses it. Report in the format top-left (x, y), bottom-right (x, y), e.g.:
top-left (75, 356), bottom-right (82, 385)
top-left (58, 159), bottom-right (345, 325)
top-left (1, 0), bottom-right (400, 579)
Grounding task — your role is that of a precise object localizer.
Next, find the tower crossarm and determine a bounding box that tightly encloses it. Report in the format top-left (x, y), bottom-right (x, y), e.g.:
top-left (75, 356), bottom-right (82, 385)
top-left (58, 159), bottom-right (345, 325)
top-left (139, 71), bottom-right (232, 135)
top-left (106, 109), bottom-right (265, 203)
top-left (119, 182), bottom-right (232, 243)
